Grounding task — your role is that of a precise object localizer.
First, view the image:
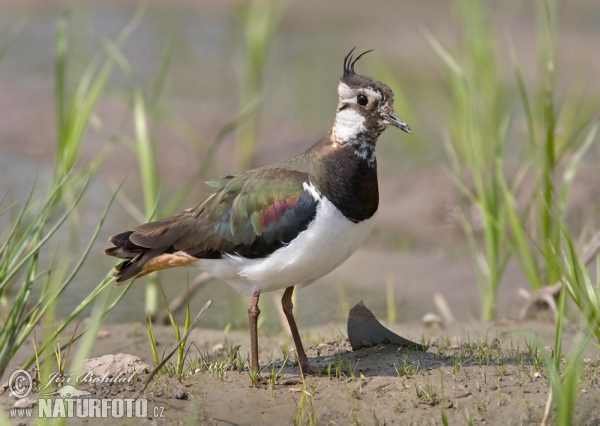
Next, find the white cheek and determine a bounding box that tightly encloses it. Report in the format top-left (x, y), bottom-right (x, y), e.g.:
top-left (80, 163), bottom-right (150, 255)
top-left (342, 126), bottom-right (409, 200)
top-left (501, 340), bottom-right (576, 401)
top-left (333, 109), bottom-right (366, 141)
top-left (337, 82), bottom-right (355, 100)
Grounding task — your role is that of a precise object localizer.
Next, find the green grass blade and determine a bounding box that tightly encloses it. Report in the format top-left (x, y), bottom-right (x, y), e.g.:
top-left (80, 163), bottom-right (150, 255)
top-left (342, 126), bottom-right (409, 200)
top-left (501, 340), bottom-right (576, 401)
top-left (558, 124), bottom-right (597, 213)
top-left (0, 173), bottom-right (90, 291)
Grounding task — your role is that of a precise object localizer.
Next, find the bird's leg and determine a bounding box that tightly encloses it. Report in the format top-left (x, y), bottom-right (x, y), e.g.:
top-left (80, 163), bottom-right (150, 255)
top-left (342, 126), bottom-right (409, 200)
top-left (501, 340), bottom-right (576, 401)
top-left (248, 290), bottom-right (261, 373)
top-left (282, 286), bottom-right (312, 375)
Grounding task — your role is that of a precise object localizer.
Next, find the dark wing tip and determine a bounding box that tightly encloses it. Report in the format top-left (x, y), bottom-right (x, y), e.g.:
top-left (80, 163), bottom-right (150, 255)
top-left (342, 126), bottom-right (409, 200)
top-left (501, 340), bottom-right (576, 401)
top-left (343, 48), bottom-right (374, 76)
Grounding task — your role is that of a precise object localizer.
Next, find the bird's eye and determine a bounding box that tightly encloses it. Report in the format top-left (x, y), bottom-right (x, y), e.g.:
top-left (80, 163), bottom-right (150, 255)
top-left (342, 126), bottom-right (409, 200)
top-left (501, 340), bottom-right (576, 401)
top-left (357, 94), bottom-right (368, 106)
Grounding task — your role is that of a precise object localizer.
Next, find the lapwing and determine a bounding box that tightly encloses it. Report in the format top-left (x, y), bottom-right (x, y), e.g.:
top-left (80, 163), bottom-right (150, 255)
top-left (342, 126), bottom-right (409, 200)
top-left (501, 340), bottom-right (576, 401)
top-left (105, 48), bottom-right (412, 375)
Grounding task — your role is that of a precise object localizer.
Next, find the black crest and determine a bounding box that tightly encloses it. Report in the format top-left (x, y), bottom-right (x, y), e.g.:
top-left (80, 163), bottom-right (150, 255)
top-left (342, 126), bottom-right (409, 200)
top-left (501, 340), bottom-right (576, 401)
top-left (343, 48), bottom-right (374, 76)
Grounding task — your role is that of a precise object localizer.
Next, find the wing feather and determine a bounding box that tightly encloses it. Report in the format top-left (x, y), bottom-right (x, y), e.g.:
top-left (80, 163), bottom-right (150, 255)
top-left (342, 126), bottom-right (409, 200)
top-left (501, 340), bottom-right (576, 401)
top-left (136, 168), bottom-right (317, 259)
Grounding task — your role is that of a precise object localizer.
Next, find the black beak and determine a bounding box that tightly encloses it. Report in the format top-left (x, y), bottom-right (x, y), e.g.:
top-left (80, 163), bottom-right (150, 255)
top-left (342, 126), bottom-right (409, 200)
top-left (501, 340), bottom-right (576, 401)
top-left (384, 113), bottom-right (411, 134)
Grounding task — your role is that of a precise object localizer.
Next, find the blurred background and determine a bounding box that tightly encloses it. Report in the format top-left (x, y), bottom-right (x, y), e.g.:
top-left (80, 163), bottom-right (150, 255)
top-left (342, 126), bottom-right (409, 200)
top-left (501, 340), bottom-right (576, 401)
top-left (0, 0), bottom-right (598, 332)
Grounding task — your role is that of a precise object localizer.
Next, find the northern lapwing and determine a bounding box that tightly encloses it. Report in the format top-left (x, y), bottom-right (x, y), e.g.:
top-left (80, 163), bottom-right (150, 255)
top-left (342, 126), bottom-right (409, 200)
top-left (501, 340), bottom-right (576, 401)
top-left (105, 48), bottom-right (412, 375)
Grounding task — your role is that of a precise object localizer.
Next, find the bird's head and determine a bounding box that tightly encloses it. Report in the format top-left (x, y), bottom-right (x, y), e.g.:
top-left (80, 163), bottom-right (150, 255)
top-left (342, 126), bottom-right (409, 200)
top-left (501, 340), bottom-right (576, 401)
top-left (332, 48), bottom-right (411, 144)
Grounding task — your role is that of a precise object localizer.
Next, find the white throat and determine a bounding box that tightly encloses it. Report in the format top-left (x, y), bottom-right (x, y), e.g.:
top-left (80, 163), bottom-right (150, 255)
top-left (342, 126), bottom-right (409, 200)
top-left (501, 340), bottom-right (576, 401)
top-left (332, 108), bottom-right (366, 142)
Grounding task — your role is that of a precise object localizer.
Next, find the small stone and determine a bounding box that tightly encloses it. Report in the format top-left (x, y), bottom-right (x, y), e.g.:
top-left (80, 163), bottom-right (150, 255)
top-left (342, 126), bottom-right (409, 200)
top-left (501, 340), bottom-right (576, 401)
top-left (421, 313), bottom-right (444, 329)
top-left (82, 354), bottom-right (150, 379)
top-left (316, 343), bottom-right (327, 356)
top-left (212, 343), bottom-right (225, 355)
top-left (173, 388), bottom-right (189, 400)
top-left (534, 372), bottom-right (543, 379)
top-left (97, 329), bottom-right (110, 339)
top-left (445, 400), bottom-right (454, 409)
top-left (347, 301), bottom-right (425, 351)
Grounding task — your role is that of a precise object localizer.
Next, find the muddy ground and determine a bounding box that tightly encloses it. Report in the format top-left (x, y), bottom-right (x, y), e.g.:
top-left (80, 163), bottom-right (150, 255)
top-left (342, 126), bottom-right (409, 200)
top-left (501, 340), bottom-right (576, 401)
top-left (3, 319), bottom-right (600, 425)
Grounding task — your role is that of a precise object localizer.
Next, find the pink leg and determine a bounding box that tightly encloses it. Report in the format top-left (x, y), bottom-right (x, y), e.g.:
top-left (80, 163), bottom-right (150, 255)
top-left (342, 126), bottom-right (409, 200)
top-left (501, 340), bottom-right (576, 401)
top-left (282, 286), bottom-right (312, 375)
top-left (248, 291), bottom-right (261, 373)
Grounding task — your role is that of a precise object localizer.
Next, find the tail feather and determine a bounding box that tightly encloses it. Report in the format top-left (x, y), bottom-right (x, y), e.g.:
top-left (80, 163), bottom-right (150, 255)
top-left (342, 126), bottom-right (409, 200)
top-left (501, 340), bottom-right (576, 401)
top-left (105, 231), bottom-right (167, 283)
top-left (108, 231), bottom-right (139, 249)
top-left (104, 246), bottom-right (140, 259)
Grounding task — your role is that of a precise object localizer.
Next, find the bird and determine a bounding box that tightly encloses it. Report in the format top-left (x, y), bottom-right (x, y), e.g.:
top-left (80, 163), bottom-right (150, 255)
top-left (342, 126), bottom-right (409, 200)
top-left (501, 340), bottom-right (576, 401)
top-left (105, 48), bottom-right (411, 375)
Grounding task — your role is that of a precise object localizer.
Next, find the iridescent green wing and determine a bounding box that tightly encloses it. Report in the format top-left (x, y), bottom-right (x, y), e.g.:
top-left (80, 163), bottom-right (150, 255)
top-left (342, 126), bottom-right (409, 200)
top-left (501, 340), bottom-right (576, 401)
top-left (129, 168), bottom-right (318, 258)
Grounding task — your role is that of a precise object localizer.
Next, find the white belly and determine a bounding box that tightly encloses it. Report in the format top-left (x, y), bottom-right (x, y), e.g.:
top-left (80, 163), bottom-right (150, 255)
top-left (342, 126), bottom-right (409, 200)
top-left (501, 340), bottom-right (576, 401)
top-left (195, 187), bottom-right (376, 296)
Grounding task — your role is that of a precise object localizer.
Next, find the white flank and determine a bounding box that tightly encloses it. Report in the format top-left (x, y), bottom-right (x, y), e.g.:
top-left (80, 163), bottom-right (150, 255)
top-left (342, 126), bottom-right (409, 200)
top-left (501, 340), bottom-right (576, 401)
top-left (332, 108), bottom-right (366, 141)
top-left (195, 183), bottom-right (376, 295)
